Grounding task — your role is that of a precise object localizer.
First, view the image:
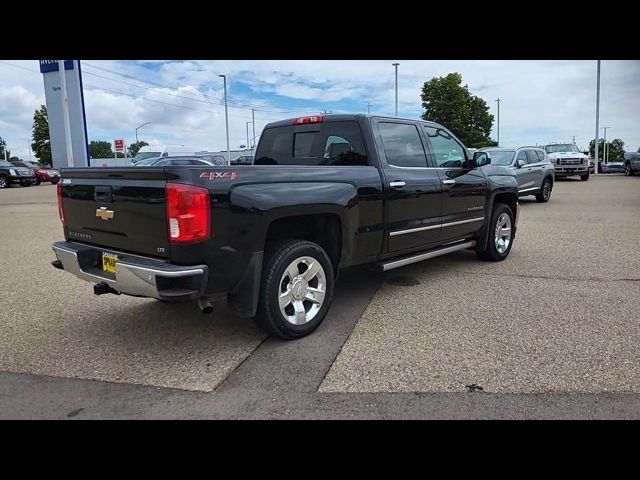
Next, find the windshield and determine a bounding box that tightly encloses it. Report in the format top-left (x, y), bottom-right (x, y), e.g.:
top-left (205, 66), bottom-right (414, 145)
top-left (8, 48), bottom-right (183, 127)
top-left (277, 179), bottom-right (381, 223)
top-left (486, 150), bottom-right (515, 166)
top-left (21, 161), bottom-right (40, 168)
top-left (134, 157), bottom-right (160, 166)
top-left (132, 151), bottom-right (162, 163)
top-left (545, 144), bottom-right (579, 154)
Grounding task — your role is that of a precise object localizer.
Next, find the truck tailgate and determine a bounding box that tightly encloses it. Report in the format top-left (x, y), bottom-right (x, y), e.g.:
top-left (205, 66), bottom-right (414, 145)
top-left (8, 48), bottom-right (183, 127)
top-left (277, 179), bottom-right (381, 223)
top-left (59, 168), bottom-right (171, 258)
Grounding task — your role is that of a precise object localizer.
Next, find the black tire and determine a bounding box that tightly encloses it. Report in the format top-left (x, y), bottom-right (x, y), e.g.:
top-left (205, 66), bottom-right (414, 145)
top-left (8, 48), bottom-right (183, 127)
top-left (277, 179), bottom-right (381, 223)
top-left (476, 203), bottom-right (514, 262)
top-left (535, 178), bottom-right (552, 203)
top-left (625, 163), bottom-right (634, 176)
top-left (256, 239), bottom-right (334, 340)
top-left (51, 178), bottom-right (60, 185)
top-left (580, 172), bottom-right (590, 181)
top-left (0, 175), bottom-right (7, 189)
top-left (35, 178), bottom-right (41, 186)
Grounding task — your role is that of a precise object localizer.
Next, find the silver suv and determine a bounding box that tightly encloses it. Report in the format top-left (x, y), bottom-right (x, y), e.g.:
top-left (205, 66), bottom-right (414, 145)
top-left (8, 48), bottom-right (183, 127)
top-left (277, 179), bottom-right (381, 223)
top-left (543, 143), bottom-right (590, 181)
top-left (480, 146), bottom-right (555, 202)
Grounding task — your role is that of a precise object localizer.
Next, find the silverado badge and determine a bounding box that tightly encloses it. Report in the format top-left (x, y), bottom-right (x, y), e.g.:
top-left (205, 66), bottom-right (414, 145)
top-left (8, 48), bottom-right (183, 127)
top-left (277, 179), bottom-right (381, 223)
top-left (96, 207), bottom-right (115, 221)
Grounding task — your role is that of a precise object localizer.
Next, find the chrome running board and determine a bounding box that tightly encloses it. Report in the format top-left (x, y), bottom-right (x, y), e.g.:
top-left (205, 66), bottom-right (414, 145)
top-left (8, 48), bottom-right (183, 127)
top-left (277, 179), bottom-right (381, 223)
top-left (379, 240), bottom-right (477, 272)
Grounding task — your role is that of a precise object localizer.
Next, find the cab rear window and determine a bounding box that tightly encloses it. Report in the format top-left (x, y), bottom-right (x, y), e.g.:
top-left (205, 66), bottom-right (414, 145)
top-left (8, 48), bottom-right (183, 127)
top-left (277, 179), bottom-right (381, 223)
top-left (255, 121), bottom-right (367, 166)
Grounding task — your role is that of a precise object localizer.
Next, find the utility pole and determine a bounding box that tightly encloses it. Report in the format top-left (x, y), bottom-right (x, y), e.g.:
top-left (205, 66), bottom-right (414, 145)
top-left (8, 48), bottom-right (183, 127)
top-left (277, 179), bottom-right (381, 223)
top-left (367, 102), bottom-right (372, 114)
top-left (251, 108), bottom-right (256, 155)
top-left (594, 60), bottom-right (601, 175)
top-left (219, 74), bottom-right (231, 166)
top-left (58, 60), bottom-right (74, 167)
top-left (2, 140), bottom-right (6, 161)
top-left (24, 138), bottom-right (32, 161)
top-left (392, 63), bottom-right (399, 116)
top-left (246, 121), bottom-right (252, 154)
top-left (572, 136), bottom-right (576, 144)
top-left (495, 98), bottom-right (501, 146)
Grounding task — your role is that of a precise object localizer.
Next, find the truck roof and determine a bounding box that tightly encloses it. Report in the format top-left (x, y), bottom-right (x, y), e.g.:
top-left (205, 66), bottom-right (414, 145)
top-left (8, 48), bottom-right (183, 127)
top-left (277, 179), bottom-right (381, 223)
top-left (263, 113), bottom-right (443, 129)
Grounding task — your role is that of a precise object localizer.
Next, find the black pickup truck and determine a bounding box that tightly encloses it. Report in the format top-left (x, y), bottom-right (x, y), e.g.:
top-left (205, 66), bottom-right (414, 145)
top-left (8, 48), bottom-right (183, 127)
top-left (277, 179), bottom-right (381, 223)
top-left (52, 114), bottom-right (519, 339)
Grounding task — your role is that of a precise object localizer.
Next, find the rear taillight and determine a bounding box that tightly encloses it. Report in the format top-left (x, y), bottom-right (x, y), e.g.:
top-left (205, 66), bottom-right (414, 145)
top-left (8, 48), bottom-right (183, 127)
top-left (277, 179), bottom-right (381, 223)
top-left (56, 182), bottom-right (64, 224)
top-left (293, 115), bottom-right (323, 125)
top-left (165, 183), bottom-right (210, 244)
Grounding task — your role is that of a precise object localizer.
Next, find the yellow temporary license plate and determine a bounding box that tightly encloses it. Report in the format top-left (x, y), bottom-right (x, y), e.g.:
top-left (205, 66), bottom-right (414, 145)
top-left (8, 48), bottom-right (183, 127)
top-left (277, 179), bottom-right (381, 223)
top-left (102, 253), bottom-right (119, 274)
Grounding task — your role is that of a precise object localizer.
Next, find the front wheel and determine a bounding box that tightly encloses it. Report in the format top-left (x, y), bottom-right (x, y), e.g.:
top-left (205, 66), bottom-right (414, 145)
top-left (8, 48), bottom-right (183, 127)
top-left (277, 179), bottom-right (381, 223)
top-left (256, 239), bottom-right (334, 340)
top-left (580, 172), bottom-right (590, 181)
top-left (476, 203), bottom-right (514, 262)
top-left (625, 163), bottom-right (634, 176)
top-left (535, 178), bottom-right (552, 202)
top-left (0, 175), bottom-right (7, 189)
top-left (35, 178), bottom-right (41, 185)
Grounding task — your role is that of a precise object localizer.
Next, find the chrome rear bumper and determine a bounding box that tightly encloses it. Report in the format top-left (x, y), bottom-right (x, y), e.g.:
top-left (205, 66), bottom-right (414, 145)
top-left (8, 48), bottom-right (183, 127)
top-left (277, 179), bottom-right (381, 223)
top-left (52, 241), bottom-right (208, 301)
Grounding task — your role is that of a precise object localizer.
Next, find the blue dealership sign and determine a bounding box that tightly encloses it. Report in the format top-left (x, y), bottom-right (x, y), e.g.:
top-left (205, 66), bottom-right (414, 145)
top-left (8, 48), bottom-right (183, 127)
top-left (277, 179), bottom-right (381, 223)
top-left (39, 60), bottom-right (74, 73)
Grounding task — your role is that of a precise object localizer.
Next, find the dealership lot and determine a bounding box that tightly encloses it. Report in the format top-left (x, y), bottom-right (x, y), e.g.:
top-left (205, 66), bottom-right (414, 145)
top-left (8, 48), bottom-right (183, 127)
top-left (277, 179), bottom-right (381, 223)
top-left (0, 176), bottom-right (639, 417)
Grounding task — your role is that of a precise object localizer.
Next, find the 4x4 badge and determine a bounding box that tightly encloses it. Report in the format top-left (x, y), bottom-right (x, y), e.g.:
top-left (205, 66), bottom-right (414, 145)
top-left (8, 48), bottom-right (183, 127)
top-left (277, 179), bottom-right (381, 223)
top-left (96, 207), bottom-right (114, 221)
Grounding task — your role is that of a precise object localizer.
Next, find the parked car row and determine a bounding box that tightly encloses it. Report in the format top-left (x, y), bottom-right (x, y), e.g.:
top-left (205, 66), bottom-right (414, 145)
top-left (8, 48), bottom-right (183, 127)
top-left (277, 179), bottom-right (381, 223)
top-left (0, 159), bottom-right (60, 189)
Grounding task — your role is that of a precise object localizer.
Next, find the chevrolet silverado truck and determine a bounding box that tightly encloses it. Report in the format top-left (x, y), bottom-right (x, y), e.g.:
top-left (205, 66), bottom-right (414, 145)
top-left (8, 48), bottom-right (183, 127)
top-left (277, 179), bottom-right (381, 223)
top-left (543, 143), bottom-right (590, 181)
top-left (51, 114), bottom-right (519, 339)
top-left (624, 147), bottom-right (640, 176)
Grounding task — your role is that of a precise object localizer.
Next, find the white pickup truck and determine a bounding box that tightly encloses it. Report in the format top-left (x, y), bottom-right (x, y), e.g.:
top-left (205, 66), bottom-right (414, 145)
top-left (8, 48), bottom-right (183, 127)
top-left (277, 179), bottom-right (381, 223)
top-left (543, 143), bottom-right (590, 181)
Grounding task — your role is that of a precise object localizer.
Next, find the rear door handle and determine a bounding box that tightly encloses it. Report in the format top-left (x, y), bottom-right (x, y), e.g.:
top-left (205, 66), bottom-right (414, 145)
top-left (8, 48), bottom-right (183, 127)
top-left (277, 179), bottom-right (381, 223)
top-left (389, 181), bottom-right (406, 188)
top-left (442, 179), bottom-right (456, 185)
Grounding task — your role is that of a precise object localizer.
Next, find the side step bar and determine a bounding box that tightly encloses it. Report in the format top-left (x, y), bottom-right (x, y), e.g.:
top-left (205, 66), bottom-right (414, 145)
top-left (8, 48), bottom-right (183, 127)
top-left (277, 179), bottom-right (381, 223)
top-left (378, 240), bottom-right (477, 272)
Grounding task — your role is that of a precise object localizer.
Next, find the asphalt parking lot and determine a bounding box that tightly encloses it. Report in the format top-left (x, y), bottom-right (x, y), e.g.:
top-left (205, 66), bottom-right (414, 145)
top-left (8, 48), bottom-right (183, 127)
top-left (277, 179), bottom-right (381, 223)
top-left (0, 176), bottom-right (639, 418)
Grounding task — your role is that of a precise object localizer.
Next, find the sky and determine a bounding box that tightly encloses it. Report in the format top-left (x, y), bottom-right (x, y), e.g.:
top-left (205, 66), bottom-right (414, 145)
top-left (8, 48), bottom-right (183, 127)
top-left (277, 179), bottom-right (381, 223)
top-left (1, 60), bottom-right (639, 159)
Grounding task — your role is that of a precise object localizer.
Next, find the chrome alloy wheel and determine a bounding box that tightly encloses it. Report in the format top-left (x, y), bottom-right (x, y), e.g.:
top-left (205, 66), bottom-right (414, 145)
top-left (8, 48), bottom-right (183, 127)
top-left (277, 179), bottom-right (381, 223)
top-left (278, 256), bottom-right (326, 325)
top-left (0, 176), bottom-right (6, 188)
top-left (494, 213), bottom-right (512, 254)
top-left (542, 181), bottom-right (551, 200)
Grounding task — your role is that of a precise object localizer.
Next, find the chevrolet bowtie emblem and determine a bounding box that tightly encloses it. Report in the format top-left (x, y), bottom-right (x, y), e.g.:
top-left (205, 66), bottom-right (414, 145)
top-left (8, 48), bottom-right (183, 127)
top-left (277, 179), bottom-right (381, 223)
top-left (96, 207), bottom-right (114, 221)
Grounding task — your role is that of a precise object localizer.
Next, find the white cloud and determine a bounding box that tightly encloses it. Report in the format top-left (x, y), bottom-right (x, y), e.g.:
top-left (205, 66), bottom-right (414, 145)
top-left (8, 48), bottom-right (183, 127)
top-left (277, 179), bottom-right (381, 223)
top-left (1, 59), bottom-right (639, 159)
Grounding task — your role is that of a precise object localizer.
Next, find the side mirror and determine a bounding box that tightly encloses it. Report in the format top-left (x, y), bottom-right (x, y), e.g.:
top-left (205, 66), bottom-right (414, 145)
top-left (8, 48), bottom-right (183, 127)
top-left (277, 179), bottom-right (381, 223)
top-left (516, 159), bottom-right (526, 168)
top-left (470, 151), bottom-right (490, 168)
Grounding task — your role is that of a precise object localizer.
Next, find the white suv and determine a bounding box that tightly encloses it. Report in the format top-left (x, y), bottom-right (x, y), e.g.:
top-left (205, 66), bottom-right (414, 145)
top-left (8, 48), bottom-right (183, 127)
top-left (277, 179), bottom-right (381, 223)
top-left (543, 143), bottom-right (590, 181)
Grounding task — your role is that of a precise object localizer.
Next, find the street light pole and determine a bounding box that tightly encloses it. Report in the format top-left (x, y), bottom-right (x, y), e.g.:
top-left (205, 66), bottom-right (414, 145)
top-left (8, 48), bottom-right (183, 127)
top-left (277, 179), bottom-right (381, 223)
top-left (601, 127), bottom-right (610, 164)
top-left (594, 60), bottom-right (601, 175)
top-left (495, 98), bottom-right (501, 146)
top-left (135, 122), bottom-right (151, 144)
top-left (367, 101), bottom-right (372, 114)
top-left (392, 63), bottom-right (399, 116)
top-left (219, 74), bottom-right (231, 166)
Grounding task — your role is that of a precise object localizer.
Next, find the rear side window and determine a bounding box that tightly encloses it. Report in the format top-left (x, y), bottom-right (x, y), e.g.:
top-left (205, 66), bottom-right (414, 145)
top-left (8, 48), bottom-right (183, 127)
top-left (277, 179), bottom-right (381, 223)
top-left (379, 122), bottom-right (427, 168)
top-left (255, 121), bottom-right (367, 166)
top-left (525, 150), bottom-right (540, 164)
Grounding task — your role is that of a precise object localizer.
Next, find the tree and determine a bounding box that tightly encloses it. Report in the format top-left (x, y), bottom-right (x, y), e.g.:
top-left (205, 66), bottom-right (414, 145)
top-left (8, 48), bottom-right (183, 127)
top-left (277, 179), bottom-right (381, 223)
top-left (89, 140), bottom-right (114, 158)
top-left (589, 138), bottom-right (625, 162)
top-left (420, 73), bottom-right (496, 148)
top-left (31, 105), bottom-right (52, 165)
top-left (0, 136), bottom-right (10, 160)
top-left (9, 156), bottom-right (22, 163)
top-left (127, 140), bottom-right (148, 157)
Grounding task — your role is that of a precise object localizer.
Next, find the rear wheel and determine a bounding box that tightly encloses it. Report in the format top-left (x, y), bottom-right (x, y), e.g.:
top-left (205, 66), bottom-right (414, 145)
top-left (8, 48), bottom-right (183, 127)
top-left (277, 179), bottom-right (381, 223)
top-left (256, 239), bottom-right (334, 340)
top-left (476, 203), bottom-right (514, 262)
top-left (535, 178), bottom-right (552, 202)
top-left (625, 163), bottom-right (634, 176)
top-left (580, 172), bottom-right (590, 181)
top-left (35, 178), bottom-right (41, 185)
top-left (0, 175), bottom-right (7, 189)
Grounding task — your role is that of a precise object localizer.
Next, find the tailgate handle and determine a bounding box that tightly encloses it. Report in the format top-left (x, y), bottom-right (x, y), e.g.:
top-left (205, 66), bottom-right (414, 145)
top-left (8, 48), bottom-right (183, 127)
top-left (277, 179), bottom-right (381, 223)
top-left (94, 186), bottom-right (113, 203)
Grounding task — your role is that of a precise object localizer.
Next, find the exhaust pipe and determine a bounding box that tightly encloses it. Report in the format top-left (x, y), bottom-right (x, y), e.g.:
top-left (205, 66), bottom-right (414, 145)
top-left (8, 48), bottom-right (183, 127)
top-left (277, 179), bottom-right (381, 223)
top-left (198, 297), bottom-right (213, 314)
top-left (94, 282), bottom-right (120, 296)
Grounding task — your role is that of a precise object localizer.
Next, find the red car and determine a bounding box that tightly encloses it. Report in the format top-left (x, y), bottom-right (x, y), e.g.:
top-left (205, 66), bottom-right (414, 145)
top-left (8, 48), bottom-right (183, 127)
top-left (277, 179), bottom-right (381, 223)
top-left (11, 161), bottom-right (60, 185)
